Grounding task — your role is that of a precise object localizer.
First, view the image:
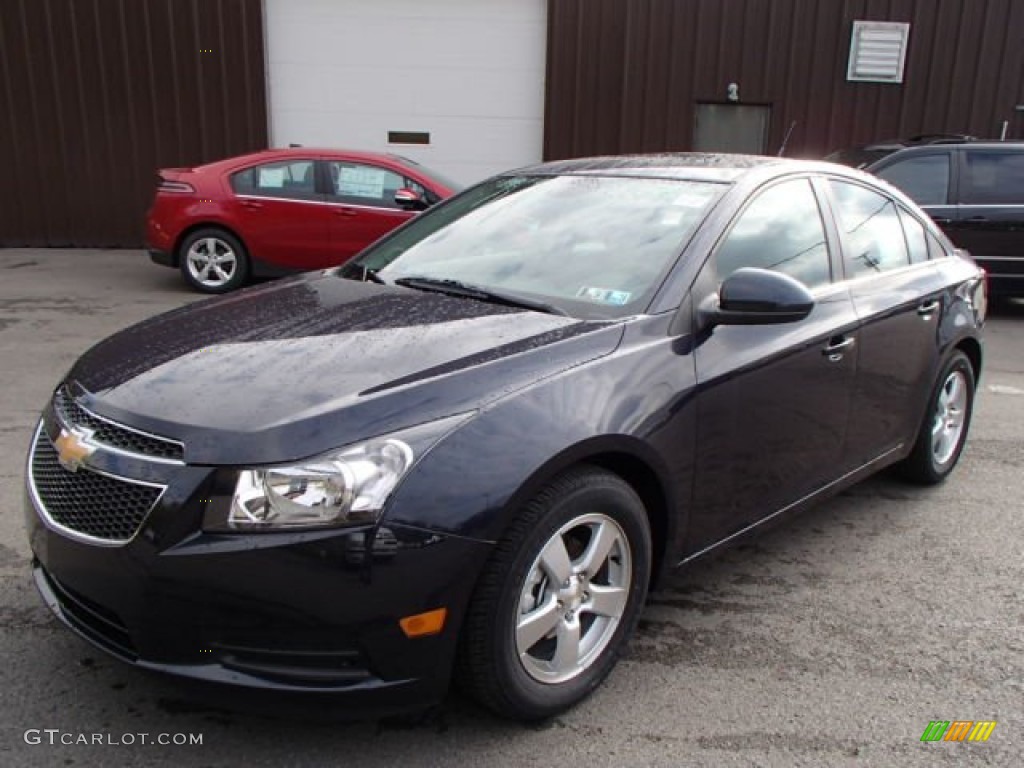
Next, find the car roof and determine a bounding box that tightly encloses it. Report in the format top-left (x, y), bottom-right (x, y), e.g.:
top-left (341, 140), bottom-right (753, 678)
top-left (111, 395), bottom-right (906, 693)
top-left (193, 147), bottom-right (419, 172)
top-left (865, 141), bottom-right (1024, 168)
top-left (512, 153), bottom-right (791, 182)
top-left (506, 153), bottom-right (931, 221)
top-left (872, 134), bottom-right (976, 149)
top-left (826, 135), bottom-right (979, 168)
top-left (510, 153), bottom-right (873, 184)
top-left (835, 134), bottom-right (975, 155)
top-left (889, 141), bottom-right (1024, 152)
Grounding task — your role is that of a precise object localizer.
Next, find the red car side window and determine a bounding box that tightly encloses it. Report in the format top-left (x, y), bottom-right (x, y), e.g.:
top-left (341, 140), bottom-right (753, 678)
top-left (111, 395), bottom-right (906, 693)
top-left (232, 160), bottom-right (317, 201)
top-left (327, 162), bottom-right (407, 209)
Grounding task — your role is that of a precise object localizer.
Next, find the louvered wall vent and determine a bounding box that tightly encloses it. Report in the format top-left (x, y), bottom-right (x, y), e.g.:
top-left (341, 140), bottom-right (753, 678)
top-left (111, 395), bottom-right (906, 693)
top-left (847, 21), bottom-right (910, 83)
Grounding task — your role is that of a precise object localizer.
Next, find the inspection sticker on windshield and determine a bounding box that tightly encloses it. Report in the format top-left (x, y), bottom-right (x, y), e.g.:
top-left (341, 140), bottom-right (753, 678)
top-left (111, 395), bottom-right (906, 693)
top-left (577, 286), bottom-right (632, 305)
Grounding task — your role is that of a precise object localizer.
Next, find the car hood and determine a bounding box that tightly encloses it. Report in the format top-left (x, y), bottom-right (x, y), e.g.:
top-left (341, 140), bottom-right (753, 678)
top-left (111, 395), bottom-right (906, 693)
top-left (64, 274), bottom-right (623, 464)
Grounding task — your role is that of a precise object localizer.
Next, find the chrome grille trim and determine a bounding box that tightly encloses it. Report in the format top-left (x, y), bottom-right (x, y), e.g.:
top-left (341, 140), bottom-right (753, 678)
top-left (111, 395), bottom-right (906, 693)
top-left (53, 387), bottom-right (185, 465)
top-left (28, 423), bottom-right (167, 547)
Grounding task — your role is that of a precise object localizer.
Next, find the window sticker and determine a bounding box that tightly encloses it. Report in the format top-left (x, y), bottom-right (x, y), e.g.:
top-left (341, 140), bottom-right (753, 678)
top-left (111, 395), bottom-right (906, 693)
top-left (258, 167), bottom-right (285, 188)
top-left (337, 166), bottom-right (386, 198)
top-left (576, 286), bottom-right (632, 305)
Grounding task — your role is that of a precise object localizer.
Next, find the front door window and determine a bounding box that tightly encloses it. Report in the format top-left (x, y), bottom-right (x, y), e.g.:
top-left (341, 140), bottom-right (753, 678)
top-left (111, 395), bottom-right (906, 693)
top-left (714, 178), bottom-right (831, 289)
top-left (327, 162), bottom-right (410, 209)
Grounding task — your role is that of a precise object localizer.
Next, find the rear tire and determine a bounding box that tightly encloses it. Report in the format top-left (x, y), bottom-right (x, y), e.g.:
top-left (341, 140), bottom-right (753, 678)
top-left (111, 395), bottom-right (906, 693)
top-left (178, 228), bottom-right (249, 293)
top-left (457, 466), bottom-right (651, 721)
top-left (899, 350), bottom-right (975, 484)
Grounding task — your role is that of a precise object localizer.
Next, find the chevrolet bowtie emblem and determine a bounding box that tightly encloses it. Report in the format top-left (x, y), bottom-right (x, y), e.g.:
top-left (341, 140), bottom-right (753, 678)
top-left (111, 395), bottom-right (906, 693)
top-left (54, 427), bottom-right (96, 473)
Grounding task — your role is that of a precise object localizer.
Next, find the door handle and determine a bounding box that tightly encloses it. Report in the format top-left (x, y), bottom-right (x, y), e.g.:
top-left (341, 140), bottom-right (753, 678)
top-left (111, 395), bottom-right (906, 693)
top-left (333, 207), bottom-right (358, 217)
top-left (240, 200), bottom-right (263, 210)
top-left (966, 215), bottom-right (989, 222)
top-left (917, 299), bottom-right (939, 317)
top-left (822, 336), bottom-right (855, 361)
top-left (930, 217), bottom-right (952, 225)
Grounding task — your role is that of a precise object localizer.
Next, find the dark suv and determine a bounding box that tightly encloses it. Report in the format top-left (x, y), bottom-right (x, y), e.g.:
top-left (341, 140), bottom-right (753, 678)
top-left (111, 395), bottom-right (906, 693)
top-left (829, 140), bottom-right (1024, 296)
top-left (824, 134), bottom-right (976, 169)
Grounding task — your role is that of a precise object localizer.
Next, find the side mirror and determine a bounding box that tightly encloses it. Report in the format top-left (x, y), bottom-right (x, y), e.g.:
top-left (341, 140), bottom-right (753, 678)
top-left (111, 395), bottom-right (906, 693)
top-left (394, 188), bottom-right (428, 211)
top-left (698, 267), bottom-right (815, 330)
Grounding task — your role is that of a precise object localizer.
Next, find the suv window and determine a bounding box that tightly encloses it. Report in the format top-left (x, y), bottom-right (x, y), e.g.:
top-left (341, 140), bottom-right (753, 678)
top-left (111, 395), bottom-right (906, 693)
top-left (875, 153), bottom-right (950, 205)
top-left (714, 178), bottom-right (831, 289)
top-left (327, 161), bottom-right (409, 209)
top-left (961, 150), bottom-right (1024, 205)
top-left (231, 160), bottom-right (317, 200)
top-left (829, 181), bottom-right (909, 277)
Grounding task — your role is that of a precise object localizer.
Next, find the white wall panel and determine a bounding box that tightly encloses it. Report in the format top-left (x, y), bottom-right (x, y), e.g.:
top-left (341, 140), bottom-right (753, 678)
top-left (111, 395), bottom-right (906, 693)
top-left (265, 0), bottom-right (547, 185)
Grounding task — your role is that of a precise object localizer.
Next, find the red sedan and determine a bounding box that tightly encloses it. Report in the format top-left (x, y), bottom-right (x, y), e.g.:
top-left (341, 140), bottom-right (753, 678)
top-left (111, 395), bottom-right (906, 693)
top-left (146, 148), bottom-right (461, 293)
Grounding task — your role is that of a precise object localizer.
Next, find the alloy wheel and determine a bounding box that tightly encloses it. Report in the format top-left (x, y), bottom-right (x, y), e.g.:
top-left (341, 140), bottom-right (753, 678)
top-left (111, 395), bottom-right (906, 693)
top-left (186, 237), bottom-right (238, 289)
top-left (515, 512), bottom-right (632, 684)
top-left (931, 369), bottom-right (968, 466)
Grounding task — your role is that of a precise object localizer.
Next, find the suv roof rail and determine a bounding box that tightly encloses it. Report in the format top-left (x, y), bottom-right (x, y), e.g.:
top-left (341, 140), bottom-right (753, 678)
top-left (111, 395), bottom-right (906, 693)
top-left (905, 133), bottom-right (975, 144)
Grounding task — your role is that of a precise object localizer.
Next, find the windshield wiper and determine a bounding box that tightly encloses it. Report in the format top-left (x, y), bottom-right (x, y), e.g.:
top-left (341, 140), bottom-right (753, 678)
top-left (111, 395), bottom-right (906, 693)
top-left (393, 276), bottom-right (568, 316)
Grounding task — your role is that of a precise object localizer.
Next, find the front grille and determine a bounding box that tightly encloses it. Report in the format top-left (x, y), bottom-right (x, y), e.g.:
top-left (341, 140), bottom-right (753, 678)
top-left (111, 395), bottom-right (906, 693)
top-left (53, 388), bottom-right (184, 461)
top-left (31, 433), bottom-right (163, 543)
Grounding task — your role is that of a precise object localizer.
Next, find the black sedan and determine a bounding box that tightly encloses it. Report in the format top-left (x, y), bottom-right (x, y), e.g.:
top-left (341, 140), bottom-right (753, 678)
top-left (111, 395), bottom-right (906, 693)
top-left (25, 154), bottom-right (985, 721)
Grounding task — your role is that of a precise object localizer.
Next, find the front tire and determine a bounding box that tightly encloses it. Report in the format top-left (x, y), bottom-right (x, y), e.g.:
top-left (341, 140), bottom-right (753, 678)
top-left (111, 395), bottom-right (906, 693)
top-left (899, 350), bottom-right (976, 484)
top-left (178, 228), bottom-right (249, 293)
top-left (457, 466), bottom-right (651, 720)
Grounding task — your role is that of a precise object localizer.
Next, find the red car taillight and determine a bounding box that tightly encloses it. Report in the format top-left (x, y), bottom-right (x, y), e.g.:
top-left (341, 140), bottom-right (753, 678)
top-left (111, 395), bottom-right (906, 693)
top-left (157, 176), bottom-right (195, 193)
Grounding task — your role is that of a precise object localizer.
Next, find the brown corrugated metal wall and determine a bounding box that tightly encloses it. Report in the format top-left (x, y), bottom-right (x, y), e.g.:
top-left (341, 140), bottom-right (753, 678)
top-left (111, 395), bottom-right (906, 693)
top-left (0, 0), bottom-right (267, 247)
top-left (545, 0), bottom-right (1024, 161)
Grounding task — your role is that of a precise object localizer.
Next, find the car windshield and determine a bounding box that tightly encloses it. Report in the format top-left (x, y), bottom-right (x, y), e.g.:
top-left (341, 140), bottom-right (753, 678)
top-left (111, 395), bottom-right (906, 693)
top-left (345, 174), bottom-right (724, 318)
top-left (394, 156), bottom-right (465, 192)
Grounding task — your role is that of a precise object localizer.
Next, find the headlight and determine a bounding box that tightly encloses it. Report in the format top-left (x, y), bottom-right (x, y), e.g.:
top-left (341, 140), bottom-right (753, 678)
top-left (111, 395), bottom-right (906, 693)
top-left (205, 413), bottom-right (471, 532)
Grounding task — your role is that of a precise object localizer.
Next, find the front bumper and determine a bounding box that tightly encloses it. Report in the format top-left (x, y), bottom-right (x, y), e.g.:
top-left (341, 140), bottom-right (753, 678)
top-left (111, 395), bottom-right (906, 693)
top-left (25, 428), bottom-right (492, 714)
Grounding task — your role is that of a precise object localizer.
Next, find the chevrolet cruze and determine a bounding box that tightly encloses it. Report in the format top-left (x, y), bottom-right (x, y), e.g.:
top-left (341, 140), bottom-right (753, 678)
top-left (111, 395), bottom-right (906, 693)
top-left (26, 154), bottom-right (985, 720)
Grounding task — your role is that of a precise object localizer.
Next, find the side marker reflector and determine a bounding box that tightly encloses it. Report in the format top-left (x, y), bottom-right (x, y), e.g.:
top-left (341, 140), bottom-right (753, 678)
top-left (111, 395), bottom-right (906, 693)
top-left (399, 607), bottom-right (447, 638)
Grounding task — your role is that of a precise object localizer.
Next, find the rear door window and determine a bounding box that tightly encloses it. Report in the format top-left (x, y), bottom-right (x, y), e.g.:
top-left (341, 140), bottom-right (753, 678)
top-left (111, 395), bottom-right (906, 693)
top-left (829, 181), bottom-right (910, 277)
top-left (874, 153), bottom-right (951, 205)
top-left (897, 207), bottom-right (929, 263)
top-left (231, 160), bottom-right (318, 201)
top-left (960, 150), bottom-right (1024, 205)
top-left (927, 232), bottom-right (950, 260)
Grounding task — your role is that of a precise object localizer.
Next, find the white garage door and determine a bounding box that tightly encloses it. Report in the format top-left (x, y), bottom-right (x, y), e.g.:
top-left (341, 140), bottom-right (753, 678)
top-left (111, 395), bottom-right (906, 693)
top-left (265, 0), bottom-right (547, 186)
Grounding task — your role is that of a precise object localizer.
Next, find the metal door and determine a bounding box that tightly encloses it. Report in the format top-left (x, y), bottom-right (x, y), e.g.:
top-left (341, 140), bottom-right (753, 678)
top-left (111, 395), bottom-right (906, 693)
top-left (693, 104), bottom-right (770, 154)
